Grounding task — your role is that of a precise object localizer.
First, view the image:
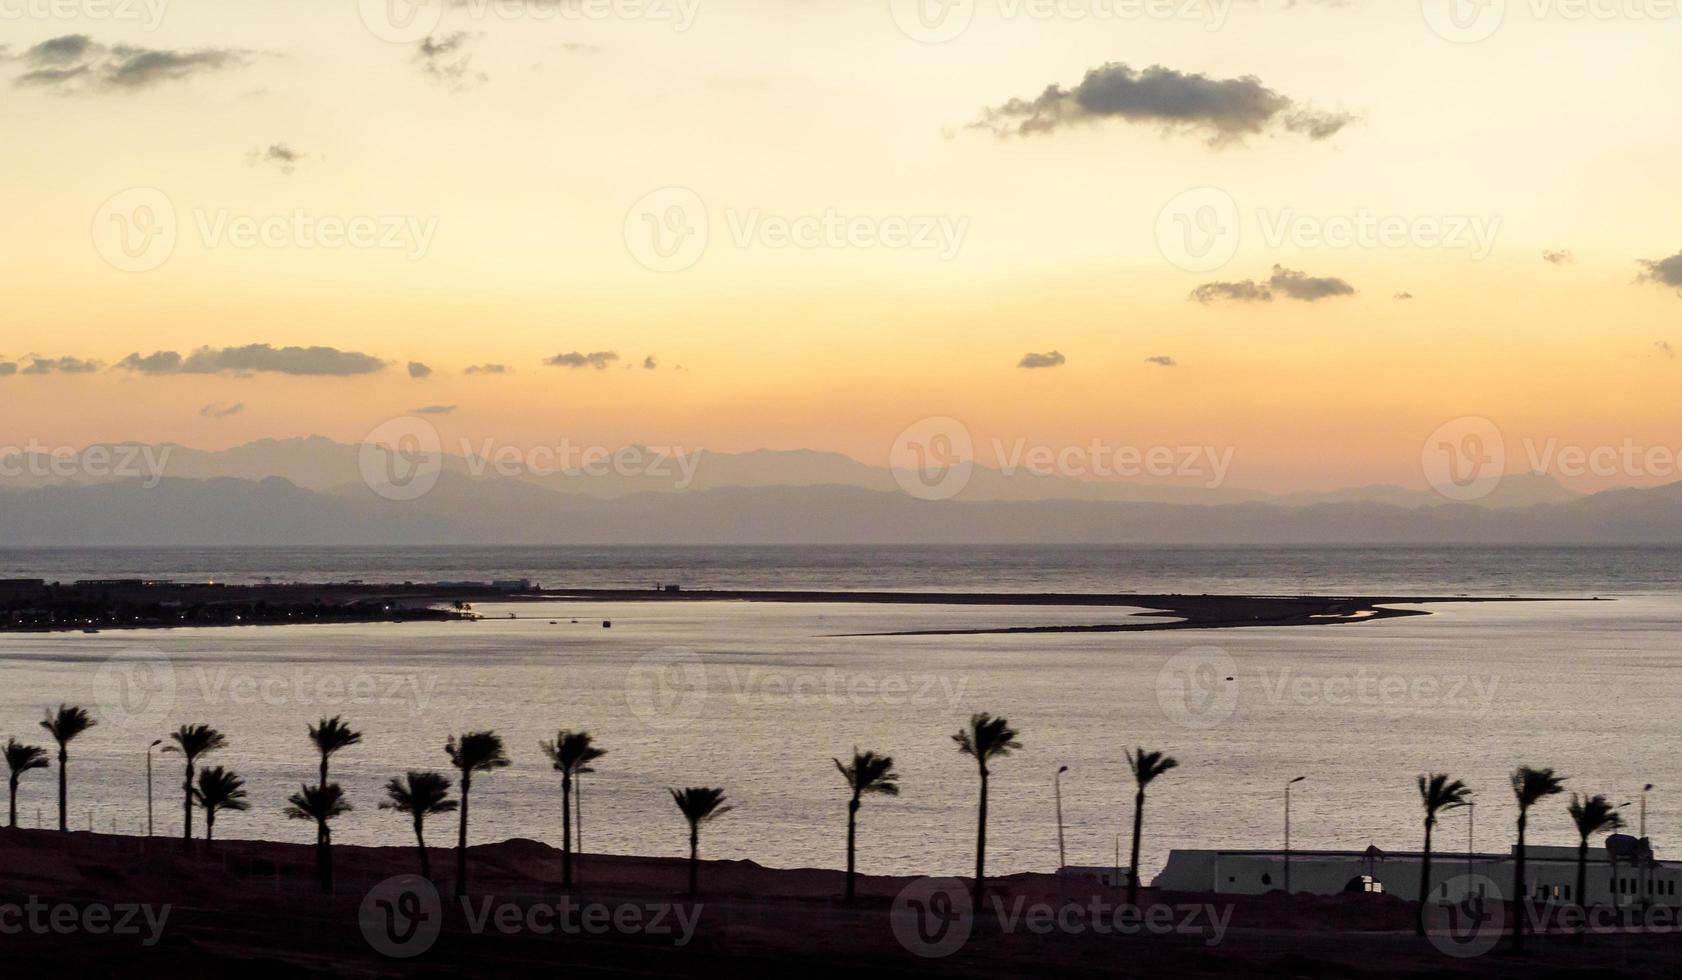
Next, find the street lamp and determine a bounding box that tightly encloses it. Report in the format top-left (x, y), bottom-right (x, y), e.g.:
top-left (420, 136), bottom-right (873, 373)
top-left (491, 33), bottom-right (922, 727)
top-left (1284, 776), bottom-right (1306, 894)
top-left (146, 739), bottom-right (162, 837)
top-left (1466, 800), bottom-right (1476, 876)
top-left (1054, 765), bottom-right (1069, 872)
top-left (1640, 784), bottom-right (1654, 907)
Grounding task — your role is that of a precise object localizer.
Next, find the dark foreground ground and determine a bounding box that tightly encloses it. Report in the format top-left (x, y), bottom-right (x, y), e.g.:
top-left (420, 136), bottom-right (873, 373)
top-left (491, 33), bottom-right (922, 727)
top-left (1, 828), bottom-right (1676, 977)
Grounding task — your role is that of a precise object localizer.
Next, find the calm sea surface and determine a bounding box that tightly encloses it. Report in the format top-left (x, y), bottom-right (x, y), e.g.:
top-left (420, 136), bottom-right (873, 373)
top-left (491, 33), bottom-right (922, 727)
top-left (0, 546), bottom-right (1677, 886)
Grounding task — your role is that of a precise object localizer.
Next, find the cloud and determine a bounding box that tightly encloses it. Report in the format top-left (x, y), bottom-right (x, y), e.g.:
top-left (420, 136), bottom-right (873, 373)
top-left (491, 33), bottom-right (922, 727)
top-left (410, 404), bottom-right (456, 415)
top-left (464, 363), bottom-right (509, 375)
top-left (407, 361), bottom-right (433, 379)
top-left (1657, 341), bottom-right (1676, 359)
top-left (1018, 350), bottom-right (1066, 369)
top-left (1394, 291), bottom-right (1414, 301)
top-left (1191, 265), bottom-right (1355, 303)
top-left (1636, 251), bottom-right (1682, 293)
top-left (199, 402), bottom-right (244, 418)
top-left (1144, 355), bottom-right (1178, 367)
top-left (546, 351), bottom-right (619, 369)
top-left (1542, 249), bottom-right (1574, 265)
top-left (642, 355), bottom-right (658, 369)
top-left (417, 32), bottom-right (484, 88)
top-left (975, 62), bottom-right (1353, 145)
top-left (250, 143), bottom-right (304, 175)
top-left (118, 344), bottom-right (385, 376)
top-left (0, 362), bottom-right (15, 377)
top-left (17, 356), bottom-right (101, 375)
top-left (12, 37), bottom-right (252, 92)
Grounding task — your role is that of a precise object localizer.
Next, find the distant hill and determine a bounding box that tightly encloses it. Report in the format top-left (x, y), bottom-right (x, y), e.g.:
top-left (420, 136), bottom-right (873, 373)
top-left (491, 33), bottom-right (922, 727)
top-left (0, 474), bottom-right (1673, 546)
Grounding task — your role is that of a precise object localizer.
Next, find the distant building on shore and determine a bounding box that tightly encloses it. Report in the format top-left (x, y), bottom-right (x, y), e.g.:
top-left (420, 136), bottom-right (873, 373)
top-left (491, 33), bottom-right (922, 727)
top-left (1154, 838), bottom-right (1679, 908)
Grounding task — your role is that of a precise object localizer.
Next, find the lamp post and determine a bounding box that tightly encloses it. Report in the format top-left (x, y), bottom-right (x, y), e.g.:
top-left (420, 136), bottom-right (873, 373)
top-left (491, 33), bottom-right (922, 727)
top-left (1054, 765), bottom-right (1069, 872)
top-left (1640, 784), bottom-right (1654, 907)
top-left (1466, 800), bottom-right (1475, 877)
top-left (1284, 776), bottom-right (1306, 894)
top-left (146, 739), bottom-right (162, 837)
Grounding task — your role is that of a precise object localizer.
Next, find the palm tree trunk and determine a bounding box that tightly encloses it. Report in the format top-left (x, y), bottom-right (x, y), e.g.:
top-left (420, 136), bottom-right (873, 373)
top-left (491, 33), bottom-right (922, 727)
top-left (1575, 837), bottom-right (1589, 944)
top-left (1128, 789), bottom-right (1145, 909)
top-left (1417, 820), bottom-right (1434, 936)
top-left (414, 816), bottom-right (431, 878)
top-left (321, 827), bottom-right (334, 894)
top-left (206, 811), bottom-right (215, 849)
top-left (1514, 814), bottom-right (1528, 953)
top-left (181, 762), bottom-right (194, 849)
top-left (456, 774), bottom-right (471, 898)
top-left (688, 822), bottom-right (699, 896)
top-left (317, 757), bottom-right (329, 849)
top-left (8, 776), bottom-right (17, 829)
top-left (974, 766), bottom-right (989, 915)
top-left (845, 797), bottom-right (859, 903)
top-left (56, 747), bottom-right (67, 832)
top-left (562, 773), bottom-right (574, 889)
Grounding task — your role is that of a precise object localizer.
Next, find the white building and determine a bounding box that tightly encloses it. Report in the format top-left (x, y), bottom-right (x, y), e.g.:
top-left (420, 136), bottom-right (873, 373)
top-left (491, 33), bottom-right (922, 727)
top-left (1152, 835), bottom-right (1681, 908)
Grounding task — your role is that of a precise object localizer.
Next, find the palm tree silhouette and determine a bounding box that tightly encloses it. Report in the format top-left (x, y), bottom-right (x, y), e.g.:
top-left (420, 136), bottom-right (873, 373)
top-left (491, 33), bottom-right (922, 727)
top-left (669, 787), bottom-right (731, 896)
top-left (952, 712), bottom-right (1020, 914)
top-left (1567, 793), bottom-right (1624, 943)
top-left (1415, 773), bottom-right (1473, 936)
top-left (379, 771), bottom-right (457, 879)
top-left (539, 730), bottom-right (606, 889)
top-left (193, 766), bottom-right (249, 850)
top-left (285, 782), bottom-right (351, 893)
top-left (445, 731), bottom-right (510, 897)
top-left (307, 716), bottom-right (361, 849)
top-left (4, 738), bottom-right (49, 829)
top-left (1124, 747), bottom-right (1179, 909)
top-left (39, 704), bottom-right (96, 832)
top-left (1510, 766), bottom-right (1567, 952)
top-left (834, 748), bottom-right (900, 903)
top-left (163, 724), bottom-right (227, 851)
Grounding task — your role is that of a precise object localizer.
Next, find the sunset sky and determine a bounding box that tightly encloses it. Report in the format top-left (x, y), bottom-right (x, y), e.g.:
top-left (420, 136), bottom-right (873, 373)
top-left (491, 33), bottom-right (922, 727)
top-left (3, 0), bottom-right (1680, 492)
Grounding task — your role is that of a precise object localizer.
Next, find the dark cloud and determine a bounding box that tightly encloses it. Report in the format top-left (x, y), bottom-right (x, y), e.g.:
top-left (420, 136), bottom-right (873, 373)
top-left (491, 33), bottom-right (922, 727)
top-left (1394, 291), bottom-right (1414, 301)
top-left (1657, 341), bottom-right (1676, 359)
top-left (546, 351), bottom-right (619, 370)
top-left (1542, 249), bottom-right (1574, 265)
top-left (411, 404), bottom-right (456, 415)
top-left (417, 32), bottom-right (484, 88)
top-left (975, 62), bottom-right (1353, 145)
top-left (1144, 355), bottom-right (1178, 367)
top-left (408, 361), bottom-right (433, 379)
top-left (18, 356), bottom-right (101, 375)
top-left (251, 143), bottom-right (303, 175)
top-left (1018, 351), bottom-right (1066, 369)
top-left (118, 344), bottom-right (385, 376)
top-left (0, 362), bottom-right (16, 377)
top-left (642, 355), bottom-right (657, 369)
top-left (464, 363), bottom-right (509, 375)
top-left (1636, 251), bottom-right (1682, 293)
top-left (199, 402), bottom-right (244, 418)
top-left (9, 36), bottom-right (251, 92)
top-left (1191, 265), bottom-right (1355, 303)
